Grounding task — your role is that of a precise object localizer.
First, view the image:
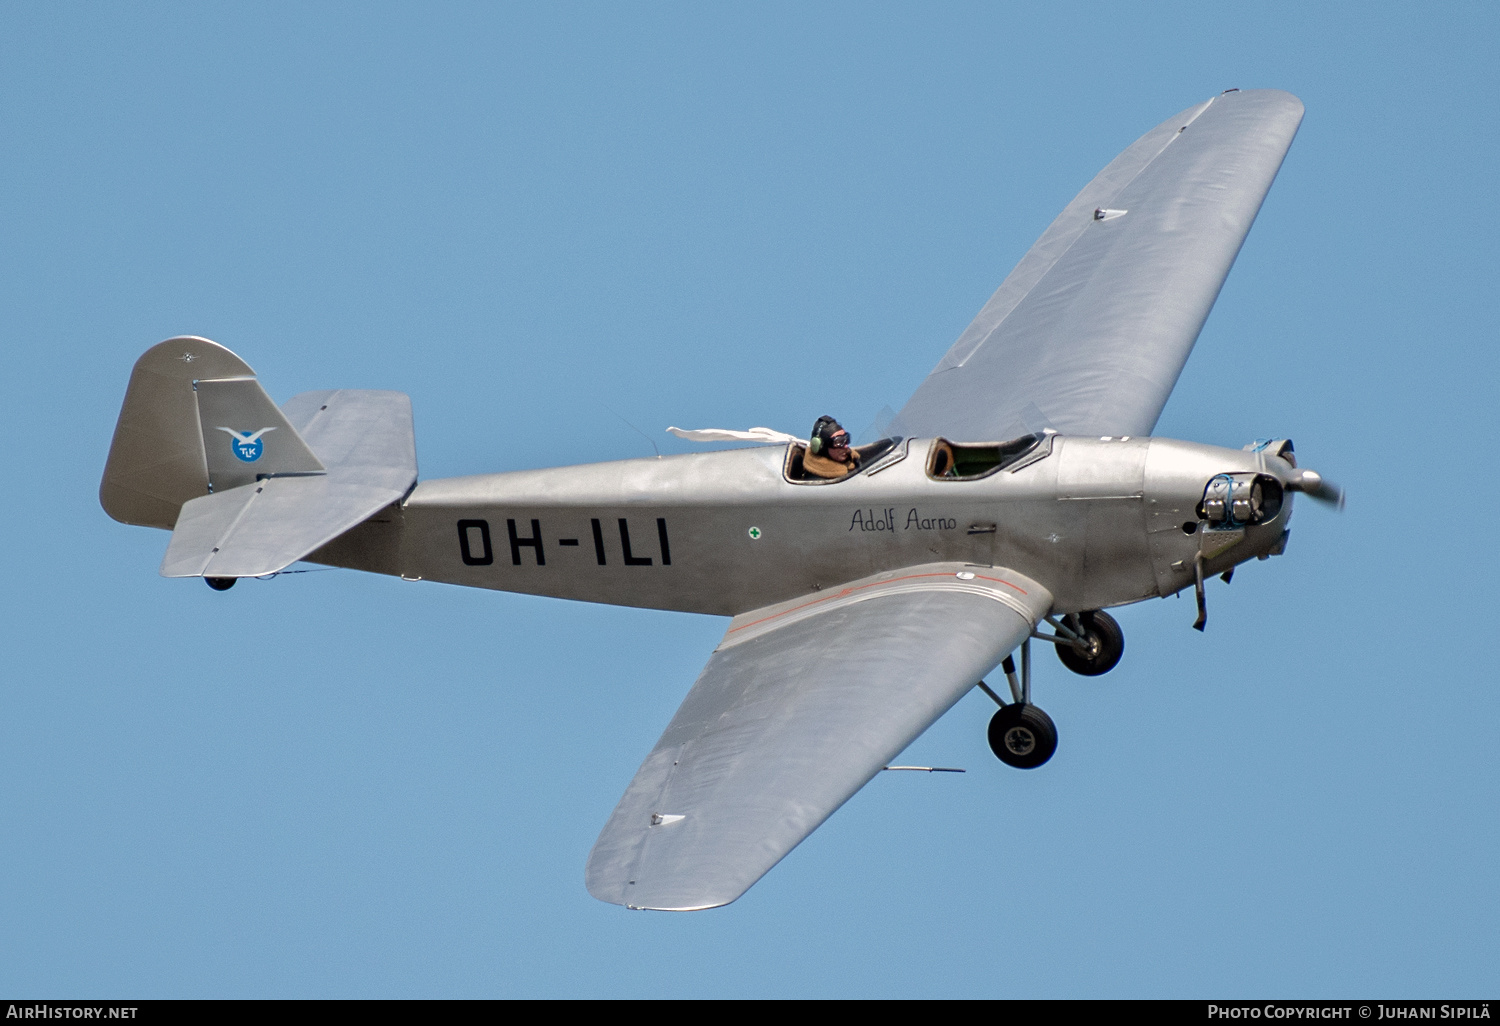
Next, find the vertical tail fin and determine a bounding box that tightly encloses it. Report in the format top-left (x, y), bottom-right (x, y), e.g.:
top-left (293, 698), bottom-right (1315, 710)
top-left (103, 336), bottom-right (418, 580)
top-left (100, 337), bottom-right (326, 530)
top-left (101, 336), bottom-right (251, 529)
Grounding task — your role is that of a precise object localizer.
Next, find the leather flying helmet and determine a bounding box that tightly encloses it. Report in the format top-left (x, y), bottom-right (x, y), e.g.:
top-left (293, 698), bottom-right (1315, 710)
top-left (809, 416), bottom-right (848, 455)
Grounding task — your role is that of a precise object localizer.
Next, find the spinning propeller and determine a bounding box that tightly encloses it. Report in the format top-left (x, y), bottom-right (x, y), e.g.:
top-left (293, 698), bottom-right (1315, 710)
top-left (1285, 468), bottom-right (1345, 511)
top-left (1192, 457), bottom-right (1344, 632)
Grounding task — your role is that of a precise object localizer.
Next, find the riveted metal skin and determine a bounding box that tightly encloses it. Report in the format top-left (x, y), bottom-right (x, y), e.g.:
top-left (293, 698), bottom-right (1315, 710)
top-left (309, 434), bottom-right (1296, 619)
top-left (102, 88), bottom-right (1316, 912)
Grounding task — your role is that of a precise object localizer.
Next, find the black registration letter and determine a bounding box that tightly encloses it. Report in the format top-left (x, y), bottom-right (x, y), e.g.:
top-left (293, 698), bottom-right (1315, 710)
top-left (657, 518), bottom-right (671, 566)
top-left (457, 519), bottom-right (493, 566)
top-left (591, 518), bottom-right (607, 565)
top-left (507, 518), bottom-right (545, 566)
top-left (618, 519), bottom-right (652, 566)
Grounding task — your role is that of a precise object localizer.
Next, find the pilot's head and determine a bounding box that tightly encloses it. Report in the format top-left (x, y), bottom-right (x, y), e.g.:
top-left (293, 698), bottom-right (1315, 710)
top-left (810, 416), bottom-right (853, 462)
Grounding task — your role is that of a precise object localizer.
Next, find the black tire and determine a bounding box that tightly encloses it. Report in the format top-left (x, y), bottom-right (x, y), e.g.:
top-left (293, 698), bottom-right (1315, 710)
top-left (205, 577), bottom-right (237, 591)
top-left (987, 704), bottom-right (1058, 769)
top-left (1055, 610), bottom-right (1123, 676)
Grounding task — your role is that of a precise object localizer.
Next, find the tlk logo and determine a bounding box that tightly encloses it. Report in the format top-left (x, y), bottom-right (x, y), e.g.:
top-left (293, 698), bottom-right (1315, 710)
top-left (216, 426), bottom-right (276, 463)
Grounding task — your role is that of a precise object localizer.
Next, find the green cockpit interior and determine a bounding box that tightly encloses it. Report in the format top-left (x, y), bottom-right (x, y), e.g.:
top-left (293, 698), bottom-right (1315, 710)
top-left (927, 434), bottom-right (1047, 480)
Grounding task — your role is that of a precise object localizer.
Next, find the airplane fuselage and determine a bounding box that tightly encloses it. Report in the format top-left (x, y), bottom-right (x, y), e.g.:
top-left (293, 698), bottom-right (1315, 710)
top-left (311, 435), bottom-right (1296, 618)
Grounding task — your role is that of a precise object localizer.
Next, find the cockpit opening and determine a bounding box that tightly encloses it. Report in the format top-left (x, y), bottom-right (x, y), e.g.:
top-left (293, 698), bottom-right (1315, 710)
top-left (927, 433), bottom-right (1050, 480)
top-left (785, 436), bottom-right (900, 484)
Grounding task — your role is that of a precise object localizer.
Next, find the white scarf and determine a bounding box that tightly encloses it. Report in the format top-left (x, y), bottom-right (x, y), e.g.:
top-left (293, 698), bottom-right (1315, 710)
top-left (666, 426), bottom-right (802, 445)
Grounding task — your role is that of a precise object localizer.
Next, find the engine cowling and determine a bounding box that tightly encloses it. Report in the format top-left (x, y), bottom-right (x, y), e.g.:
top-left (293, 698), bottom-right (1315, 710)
top-left (1199, 473), bottom-right (1284, 527)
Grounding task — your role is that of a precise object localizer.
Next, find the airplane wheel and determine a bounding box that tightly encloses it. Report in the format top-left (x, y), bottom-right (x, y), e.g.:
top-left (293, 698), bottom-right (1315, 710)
top-left (205, 577), bottom-right (236, 591)
top-left (987, 704), bottom-right (1057, 769)
top-left (1055, 610), bottom-right (1123, 676)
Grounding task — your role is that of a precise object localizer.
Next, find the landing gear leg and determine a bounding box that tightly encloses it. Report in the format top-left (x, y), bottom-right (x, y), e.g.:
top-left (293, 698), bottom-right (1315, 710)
top-left (979, 639), bottom-right (1058, 769)
top-left (1193, 555), bottom-right (1208, 632)
top-left (1052, 610), bottom-right (1124, 676)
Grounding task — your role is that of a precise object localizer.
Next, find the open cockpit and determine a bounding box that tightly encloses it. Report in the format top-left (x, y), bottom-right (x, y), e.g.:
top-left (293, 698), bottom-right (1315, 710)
top-left (782, 432), bottom-right (1054, 484)
top-left (783, 436), bottom-right (901, 484)
top-left (926, 433), bottom-right (1052, 480)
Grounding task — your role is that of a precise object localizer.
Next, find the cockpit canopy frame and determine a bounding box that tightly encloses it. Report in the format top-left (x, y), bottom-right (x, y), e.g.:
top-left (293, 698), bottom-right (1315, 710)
top-left (783, 436), bottom-right (901, 485)
top-left (926, 433), bottom-right (1052, 481)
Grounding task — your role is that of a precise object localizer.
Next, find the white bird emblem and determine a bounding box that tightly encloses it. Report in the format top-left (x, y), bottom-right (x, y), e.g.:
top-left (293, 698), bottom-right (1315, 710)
top-left (216, 426), bottom-right (276, 462)
top-left (217, 426), bottom-right (276, 444)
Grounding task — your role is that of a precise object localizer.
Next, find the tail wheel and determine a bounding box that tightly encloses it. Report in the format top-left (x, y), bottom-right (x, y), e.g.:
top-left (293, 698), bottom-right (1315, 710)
top-left (205, 577), bottom-right (237, 591)
top-left (1055, 610), bottom-right (1123, 676)
top-left (987, 704), bottom-right (1057, 769)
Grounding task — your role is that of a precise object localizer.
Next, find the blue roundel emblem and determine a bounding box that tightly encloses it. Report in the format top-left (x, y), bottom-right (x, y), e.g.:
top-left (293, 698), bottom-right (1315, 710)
top-left (232, 436), bottom-right (264, 462)
top-left (216, 427), bottom-right (275, 463)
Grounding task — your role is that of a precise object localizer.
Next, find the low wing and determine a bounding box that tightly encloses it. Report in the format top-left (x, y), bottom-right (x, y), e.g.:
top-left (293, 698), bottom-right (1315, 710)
top-left (892, 89), bottom-right (1304, 442)
top-left (586, 563), bottom-right (1052, 910)
top-left (160, 390), bottom-right (416, 579)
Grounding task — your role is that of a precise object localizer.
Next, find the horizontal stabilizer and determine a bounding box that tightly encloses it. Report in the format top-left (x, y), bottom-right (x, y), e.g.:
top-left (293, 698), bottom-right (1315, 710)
top-left (161, 390), bottom-right (416, 579)
top-left (161, 476), bottom-right (407, 578)
top-left (280, 389), bottom-right (417, 492)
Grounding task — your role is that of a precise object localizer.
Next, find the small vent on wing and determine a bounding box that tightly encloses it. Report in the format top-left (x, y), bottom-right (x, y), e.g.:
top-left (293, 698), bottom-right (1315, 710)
top-left (1093, 208), bottom-right (1128, 221)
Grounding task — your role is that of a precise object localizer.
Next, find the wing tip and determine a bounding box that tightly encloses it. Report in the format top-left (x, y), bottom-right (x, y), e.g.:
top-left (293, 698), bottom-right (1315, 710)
top-left (625, 901), bottom-right (731, 913)
top-left (586, 876), bottom-right (739, 912)
top-left (1218, 86), bottom-right (1305, 120)
top-left (585, 845), bottom-right (750, 911)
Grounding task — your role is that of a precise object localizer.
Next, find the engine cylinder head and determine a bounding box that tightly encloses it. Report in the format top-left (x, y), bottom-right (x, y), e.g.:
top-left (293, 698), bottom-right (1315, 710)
top-left (1200, 473), bottom-right (1282, 526)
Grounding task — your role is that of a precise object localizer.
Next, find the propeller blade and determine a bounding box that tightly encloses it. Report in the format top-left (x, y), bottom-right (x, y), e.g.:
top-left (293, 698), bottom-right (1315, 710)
top-left (1288, 469), bottom-right (1345, 511)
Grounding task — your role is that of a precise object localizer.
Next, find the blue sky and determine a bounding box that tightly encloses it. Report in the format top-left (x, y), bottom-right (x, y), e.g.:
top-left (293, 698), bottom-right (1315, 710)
top-left (2, 2), bottom-right (1496, 997)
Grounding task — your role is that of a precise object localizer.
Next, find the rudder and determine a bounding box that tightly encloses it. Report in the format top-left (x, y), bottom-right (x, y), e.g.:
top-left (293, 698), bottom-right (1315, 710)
top-left (100, 336), bottom-right (254, 529)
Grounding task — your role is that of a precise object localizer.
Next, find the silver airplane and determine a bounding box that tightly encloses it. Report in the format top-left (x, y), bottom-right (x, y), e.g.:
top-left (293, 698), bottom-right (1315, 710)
top-left (101, 89), bottom-right (1339, 911)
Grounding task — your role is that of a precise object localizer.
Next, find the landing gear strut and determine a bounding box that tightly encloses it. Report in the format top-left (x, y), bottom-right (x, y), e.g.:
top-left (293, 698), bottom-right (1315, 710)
top-left (1017, 609), bottom-right (1125, 676)
top-left (1052, 610), bottom-right (1123, 676)
top-left (976, 640), bottom-right (1058, 769)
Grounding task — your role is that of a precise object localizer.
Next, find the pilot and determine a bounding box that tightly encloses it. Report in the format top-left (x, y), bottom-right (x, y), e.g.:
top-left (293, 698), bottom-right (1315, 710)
top-left (802, 416), bottom-right (862, 480)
